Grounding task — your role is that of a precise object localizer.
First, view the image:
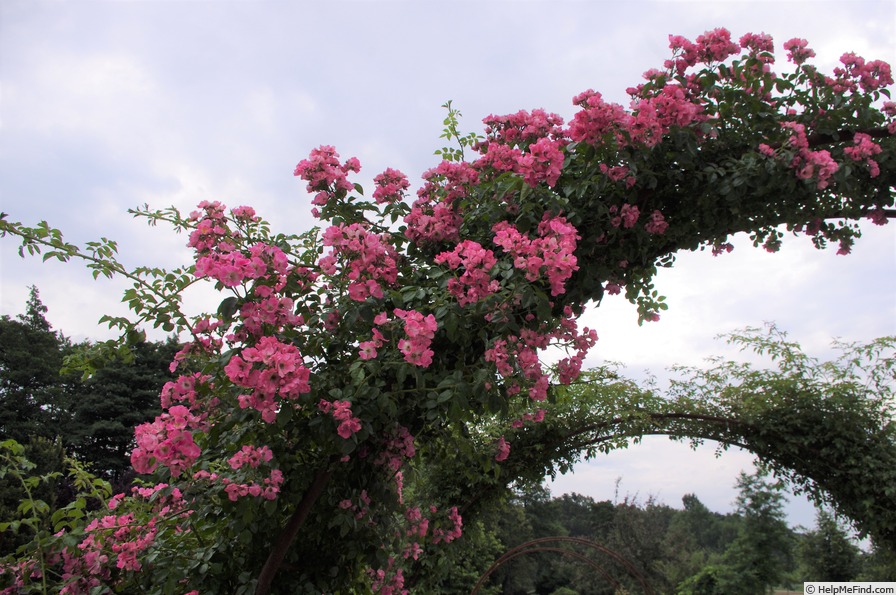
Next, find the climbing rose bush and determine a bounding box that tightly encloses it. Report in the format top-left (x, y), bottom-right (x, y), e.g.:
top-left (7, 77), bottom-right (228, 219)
top-left (0, 28), bottom-right (893, 594)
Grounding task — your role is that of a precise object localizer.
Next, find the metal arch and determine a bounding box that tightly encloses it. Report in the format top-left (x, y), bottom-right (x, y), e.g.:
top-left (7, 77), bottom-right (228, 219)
top-left (471, 535), bottom-right (655, 595)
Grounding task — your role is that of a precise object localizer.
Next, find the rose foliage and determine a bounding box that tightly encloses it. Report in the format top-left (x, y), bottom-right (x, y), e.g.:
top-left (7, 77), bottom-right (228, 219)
top-left (0, 29), bottom-right (894, 594)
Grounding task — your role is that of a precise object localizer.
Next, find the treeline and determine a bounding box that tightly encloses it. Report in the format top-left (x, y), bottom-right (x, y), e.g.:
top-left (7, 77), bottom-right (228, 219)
top-left (458, 474), bottom-right (896, 595)
top-left (0, 288), bottom-right (176, 555)
top-left (0, 287), bottom-right (177, 481)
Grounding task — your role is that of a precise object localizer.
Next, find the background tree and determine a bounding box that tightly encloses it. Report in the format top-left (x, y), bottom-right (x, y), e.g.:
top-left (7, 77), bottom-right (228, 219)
top-left (798, 509), bottom-right (861, 582)
top-left (1, 287), bottom-right (177, 484)
top-left (722, 469), bottom-right (794, 593)
top-left (662, 492), bottom-right (740, 587)
top-left (676, 564), bottom-right (743, 595)
top-left (677, 494), bottom-right (739, 556)
top-left (493, 500), bottom-right (540, 595)
top-left (861, 542), bottom-right (896, 581)
top-left (0, 287), bottom-right (68, 443)
top-left (603, 494), bottom-right (676, 592)
top-left (518, 490), bottom-right (595, 595)
top-left (63, 338), bottom-right (177, 485)
top-left (449, 471), bottom-right (817, 595)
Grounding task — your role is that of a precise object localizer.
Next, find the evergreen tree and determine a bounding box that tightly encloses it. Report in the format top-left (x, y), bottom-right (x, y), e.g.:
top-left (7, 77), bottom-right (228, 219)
top-left (0, 287), bottom-right (68, 443)
top-left (1, 287), bottom-right (178, 483)
top-left (799, 510), bottom-right (860, 581)
top-left (861, 542), bottom-right (896, 581)
top-left (723, 469), bottom-right (794, 594)
top-left (64, 338), bottom-right (178, 484)
top-left (20, 287), bottom-right (51, 333)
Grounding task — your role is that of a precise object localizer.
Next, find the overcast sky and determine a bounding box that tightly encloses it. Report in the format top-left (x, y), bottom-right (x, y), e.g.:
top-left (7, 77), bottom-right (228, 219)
top-left (1, 0), bottom-right (894, 531)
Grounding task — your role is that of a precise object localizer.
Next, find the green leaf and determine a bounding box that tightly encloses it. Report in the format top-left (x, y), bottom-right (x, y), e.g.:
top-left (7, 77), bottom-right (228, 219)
top-left (218, 296), bottom-right (240, 321)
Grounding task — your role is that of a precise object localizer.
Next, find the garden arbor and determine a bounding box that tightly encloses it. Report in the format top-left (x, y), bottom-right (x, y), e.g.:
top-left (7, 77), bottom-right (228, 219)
top-left (0, 28), bottom-right (894, 594)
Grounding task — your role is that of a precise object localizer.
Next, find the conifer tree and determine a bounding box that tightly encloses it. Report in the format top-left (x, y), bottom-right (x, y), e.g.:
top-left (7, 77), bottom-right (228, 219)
top-left (0, 287), bottom-right (66, 443)
top-left (799, 510), bottom-right (860, 581)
